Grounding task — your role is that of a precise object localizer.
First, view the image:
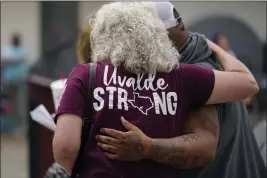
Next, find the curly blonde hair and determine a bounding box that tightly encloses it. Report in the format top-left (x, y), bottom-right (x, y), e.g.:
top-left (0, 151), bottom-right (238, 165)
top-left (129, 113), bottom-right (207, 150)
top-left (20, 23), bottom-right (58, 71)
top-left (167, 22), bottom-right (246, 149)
top-left (76, 12), bottom-right (97, 63)
top-left (89, 2), bottom-right (180, 74)
top-left (76, 25), bottom-right (92, 63)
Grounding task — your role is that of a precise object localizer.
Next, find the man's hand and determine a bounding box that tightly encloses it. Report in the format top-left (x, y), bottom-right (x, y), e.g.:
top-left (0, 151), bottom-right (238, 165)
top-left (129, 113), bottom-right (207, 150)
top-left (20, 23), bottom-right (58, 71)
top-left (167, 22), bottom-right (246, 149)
top-left (96, 117), bottom-right (152, 161)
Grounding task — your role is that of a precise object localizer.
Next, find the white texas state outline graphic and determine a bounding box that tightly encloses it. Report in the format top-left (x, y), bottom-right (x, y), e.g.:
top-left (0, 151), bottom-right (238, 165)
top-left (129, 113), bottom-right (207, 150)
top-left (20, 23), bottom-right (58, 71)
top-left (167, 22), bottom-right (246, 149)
top-left (128, 92), bottom-right (154, 115)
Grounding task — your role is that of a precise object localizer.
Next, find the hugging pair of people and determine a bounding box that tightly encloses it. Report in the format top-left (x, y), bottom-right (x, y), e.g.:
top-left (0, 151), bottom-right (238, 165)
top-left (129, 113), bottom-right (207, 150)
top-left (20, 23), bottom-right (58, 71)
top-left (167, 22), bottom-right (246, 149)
top-left (47, 2), bottom-right (265, 178)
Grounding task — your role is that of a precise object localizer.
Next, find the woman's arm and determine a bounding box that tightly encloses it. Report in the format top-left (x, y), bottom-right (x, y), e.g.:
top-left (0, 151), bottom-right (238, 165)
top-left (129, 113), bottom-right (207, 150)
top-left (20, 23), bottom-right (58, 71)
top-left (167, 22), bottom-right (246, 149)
top-left (207, 40), bottom-right (251, 74)
top-left (53, 114), bottom-right (82, 175)
top-left (206, 40), bottom-right (259, 104)
top-left (52, 64), bottom-right (88, 174)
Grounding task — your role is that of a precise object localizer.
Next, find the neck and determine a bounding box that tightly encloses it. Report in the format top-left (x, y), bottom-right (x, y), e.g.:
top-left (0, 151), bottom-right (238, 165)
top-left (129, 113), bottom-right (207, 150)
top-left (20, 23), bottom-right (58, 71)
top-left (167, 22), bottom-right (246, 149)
top-left (178, 34), bottom-right (190, 52)
top-left (176, 32), bottom-right (189, 50)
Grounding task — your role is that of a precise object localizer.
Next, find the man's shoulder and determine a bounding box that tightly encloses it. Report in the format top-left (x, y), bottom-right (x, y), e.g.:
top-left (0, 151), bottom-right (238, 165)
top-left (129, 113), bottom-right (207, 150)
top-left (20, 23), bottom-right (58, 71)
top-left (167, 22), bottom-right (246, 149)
top-left (193, 54), bottom-right (223, 71)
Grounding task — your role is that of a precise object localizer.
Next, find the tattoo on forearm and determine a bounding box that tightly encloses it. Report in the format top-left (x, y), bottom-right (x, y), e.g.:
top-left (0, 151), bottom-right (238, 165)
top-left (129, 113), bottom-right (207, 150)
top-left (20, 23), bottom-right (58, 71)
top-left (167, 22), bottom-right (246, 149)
top-left (150, 107), bottom-right (219, 168)
top-left (162, 137), bottom-right (200, 168)
top-left (163, 155), bottom-right (199, 168)
top-left (151, 134), bottom-right (202, 168)
top-left (165, 155), bottom-right (188, 166)
top-left (182, 134), bottom-right (201, 142)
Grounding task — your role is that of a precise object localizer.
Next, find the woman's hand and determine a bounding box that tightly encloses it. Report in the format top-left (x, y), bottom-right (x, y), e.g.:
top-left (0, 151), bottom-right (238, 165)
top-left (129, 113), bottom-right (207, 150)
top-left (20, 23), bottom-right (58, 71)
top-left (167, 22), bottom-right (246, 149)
top-left (96, 117), bottom-right (152, 161)
top-left (207, 39), bottom-right (222, 53)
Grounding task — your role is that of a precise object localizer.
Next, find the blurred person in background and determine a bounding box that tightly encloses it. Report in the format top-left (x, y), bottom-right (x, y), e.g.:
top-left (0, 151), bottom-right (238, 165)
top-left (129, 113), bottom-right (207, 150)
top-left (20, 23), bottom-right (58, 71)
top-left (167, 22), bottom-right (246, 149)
top-left (213, 32), bottom-right (236, 57)
top-left (1, 33), bottom-right (29, 133)
top-left (2, 33), bottom-right (27, 58)
top-left (96, 2), bottom-right (266, 178)
top-left (52, 2), bottom-right (258, 178)
top-left (1, 33), bottom-right (29, 80)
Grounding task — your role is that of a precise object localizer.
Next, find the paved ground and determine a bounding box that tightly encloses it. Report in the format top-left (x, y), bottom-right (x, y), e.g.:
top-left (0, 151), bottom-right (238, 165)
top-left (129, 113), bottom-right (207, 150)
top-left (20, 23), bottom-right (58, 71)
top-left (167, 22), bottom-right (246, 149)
top-left (1, 134), bottom-right (28, 178)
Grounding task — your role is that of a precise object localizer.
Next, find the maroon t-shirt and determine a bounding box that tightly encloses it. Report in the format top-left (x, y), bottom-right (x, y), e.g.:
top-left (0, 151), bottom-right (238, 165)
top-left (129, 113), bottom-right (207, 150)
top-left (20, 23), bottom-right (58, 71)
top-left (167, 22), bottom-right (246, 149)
top-left (56, 60), bottom-right (215, 178)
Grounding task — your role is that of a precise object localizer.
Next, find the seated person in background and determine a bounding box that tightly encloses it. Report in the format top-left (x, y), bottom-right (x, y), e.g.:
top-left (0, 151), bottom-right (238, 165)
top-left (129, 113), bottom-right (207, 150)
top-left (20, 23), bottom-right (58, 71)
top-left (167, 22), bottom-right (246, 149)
top-left (53, 2), bottom-right (258, 178)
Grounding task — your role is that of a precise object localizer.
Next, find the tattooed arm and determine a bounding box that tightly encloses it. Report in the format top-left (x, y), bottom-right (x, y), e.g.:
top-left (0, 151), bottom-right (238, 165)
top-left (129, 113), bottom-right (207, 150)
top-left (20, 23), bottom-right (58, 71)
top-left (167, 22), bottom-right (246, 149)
top-left (147, 106), bottom-right (219, 169)
top-left (97, 106), bottom-right (219, 169)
